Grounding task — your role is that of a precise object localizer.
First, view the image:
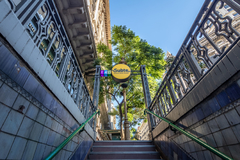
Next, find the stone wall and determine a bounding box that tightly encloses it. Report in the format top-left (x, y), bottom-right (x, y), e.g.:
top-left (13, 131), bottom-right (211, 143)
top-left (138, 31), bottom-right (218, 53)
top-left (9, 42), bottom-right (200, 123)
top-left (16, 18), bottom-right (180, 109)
top-left (154, 72), bottom-right (240, 160)
top-left (0, 39), bottom-right (93, 159)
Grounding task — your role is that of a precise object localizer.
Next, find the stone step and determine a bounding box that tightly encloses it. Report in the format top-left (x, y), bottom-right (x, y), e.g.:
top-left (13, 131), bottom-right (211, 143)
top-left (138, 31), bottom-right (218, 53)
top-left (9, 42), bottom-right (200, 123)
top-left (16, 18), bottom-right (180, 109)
top-left (92, 145), bottom-right (156, 152)
top-left (88, 151), bottom-right (161, 159)
top-left (93, 141), bottom-right (153, 146)
top-left (88, 159), bottom-right (162, 160)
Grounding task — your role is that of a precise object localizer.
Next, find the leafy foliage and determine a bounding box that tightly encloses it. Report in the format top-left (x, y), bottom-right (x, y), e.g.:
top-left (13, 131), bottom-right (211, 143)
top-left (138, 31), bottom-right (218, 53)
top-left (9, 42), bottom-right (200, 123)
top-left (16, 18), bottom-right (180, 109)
top-left (95, 25), bottom-right (166, 139)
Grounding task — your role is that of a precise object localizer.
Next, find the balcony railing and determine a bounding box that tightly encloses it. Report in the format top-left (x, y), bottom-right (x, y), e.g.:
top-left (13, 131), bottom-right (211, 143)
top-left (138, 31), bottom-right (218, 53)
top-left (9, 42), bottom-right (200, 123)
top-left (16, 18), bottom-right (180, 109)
top-left (149, 0), bottom-right (240, 126)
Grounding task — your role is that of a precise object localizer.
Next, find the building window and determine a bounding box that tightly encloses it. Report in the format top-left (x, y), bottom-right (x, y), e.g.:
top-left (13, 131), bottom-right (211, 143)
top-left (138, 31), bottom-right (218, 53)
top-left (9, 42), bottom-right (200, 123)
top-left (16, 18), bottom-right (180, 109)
top-left (228, 8), bottom-right (233, 12)
top-left (224, 5), bottom-right (229, 9)
top-left (234, 13), bottom-right (239, 16)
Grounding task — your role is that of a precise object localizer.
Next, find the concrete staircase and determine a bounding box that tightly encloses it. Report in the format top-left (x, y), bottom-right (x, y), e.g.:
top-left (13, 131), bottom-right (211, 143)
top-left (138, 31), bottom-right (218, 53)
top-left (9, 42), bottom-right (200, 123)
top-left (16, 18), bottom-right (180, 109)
top-left (88, 141), bottom-right (162, 160)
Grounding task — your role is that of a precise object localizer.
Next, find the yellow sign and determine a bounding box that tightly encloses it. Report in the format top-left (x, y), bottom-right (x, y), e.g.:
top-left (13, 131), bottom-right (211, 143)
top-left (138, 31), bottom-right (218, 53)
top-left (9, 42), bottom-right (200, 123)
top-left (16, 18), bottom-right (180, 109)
top-left (111, 64), bottom-right (131, 82)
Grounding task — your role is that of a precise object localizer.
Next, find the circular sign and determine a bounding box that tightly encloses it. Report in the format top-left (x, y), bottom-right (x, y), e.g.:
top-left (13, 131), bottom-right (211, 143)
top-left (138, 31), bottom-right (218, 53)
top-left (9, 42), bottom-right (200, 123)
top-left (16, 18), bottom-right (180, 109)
top-left (111, 64), bottom-right (131, 83)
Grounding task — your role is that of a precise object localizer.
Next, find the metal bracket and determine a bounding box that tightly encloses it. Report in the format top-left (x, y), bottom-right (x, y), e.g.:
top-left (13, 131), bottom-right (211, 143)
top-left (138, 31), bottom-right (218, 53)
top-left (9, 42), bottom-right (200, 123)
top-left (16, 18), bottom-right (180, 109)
top-left (169, 124), bottom-right (177, 133)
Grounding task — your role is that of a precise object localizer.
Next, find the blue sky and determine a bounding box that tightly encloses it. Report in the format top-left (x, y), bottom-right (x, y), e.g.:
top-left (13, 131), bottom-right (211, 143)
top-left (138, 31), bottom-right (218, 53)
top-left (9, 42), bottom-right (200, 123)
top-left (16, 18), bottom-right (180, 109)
top-left (109, 0), bottom-right (206, 129)
top-left (109, 0), bottom-right (205, 56)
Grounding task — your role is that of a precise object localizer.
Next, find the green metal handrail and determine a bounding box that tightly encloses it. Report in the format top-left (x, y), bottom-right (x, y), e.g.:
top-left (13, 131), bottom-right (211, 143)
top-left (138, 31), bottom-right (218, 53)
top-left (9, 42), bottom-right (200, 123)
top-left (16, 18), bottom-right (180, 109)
top-left (44, 110), bottom-right (100, 160)
top-left (144, 109), bottom-right (233, 160)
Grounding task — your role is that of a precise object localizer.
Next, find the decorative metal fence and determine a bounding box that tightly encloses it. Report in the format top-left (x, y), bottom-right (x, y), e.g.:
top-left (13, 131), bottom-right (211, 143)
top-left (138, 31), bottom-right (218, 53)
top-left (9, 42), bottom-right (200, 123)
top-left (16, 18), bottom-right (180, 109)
top-left (7, 0), bottom-right (97, 127)
top-left (149, 0), bottom-right (240, 126)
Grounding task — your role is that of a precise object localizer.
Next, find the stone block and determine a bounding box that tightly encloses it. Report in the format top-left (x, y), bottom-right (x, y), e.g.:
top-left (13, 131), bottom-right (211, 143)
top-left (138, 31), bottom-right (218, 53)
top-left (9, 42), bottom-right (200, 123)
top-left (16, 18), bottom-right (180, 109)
top-left (21, 140), bottom-right (37, 160)
top-left (2, 110), bottom-right (24, 135)
top-left (196, 151), bottom-right (205, 160)
top-left (57, 123), bottom-right (63, 134)
top-left (7, 137), bottom-right (27, 159)
top-left (26, 103), bottom-right (39, 120)
top-left (0, 84), bottom-right (18, 107)
top-left (222, 56), bottom-right (237, 76)
top-left (212, 131), bottom-right (226, 147)
top-left (45, 116), bottom-right (53, 128)
top-left (193, 140), bottom-right (203, 152)
top-left (203, 134), bottom-right (217, 148)
top-left (232, 124), bottom-right (240, 142)
top-left (42, 145), bottom-right (52, 159)
top-left (236, 105), bottom-right (240, 115)
top-left (216, 90), bottom-right (231, 108)
top-left (221, 128), bottom-right (238, 145)
top-left (70, 142), bottom-right (78, 152)
top-left (225, 109), bottom-right (240, 125)
top-left (6, 22), bottom-right (25, 46)
top-left (53, 133), bottom-right (61, 147)
top-left (208, 118), bottom-right (220, 133)
top-left (46, 130), bottom-right (56, 146)
top-left (17, 117), bottom-right (34, 138)
top-left (51, 120), bottom-right (59, 132)
top-left (36, 111), bottom-right (47, 125)
top-left (64, 151), bottom-right (72, 160)
top-left (38, 58), bottom-right (49, 80)
top-left (227, 44), bottom-right (240, 70)
top-left (218, 146), bottom-right (232, 158)
top-left (188, 141), bottom-right (196, 153)
top-left (12, 95), bottom-right (30, 114)
top-left (0, 12), bottom-right (18, 38)
top-left (39, 127), bottom-right (51, 144)
top-left (198, 123), bottom-right (211, 136)
top-left (191, 152), bottom-right (197, 160)
top-left (59, 150), bottom-right (66, 160)
top-left (215, 115), bottom-right (230, 129)
top-left (0, 103), bottom-right (10, 128)
top-left (32, 54), bottom-right (45, 76)
top-left (19, 39), bottom-right (35, 62)
top-left (42, 66), bottom-right (53, 86)
top-left (0, 80), bottom-right (3, 87)
top-left (228, 144), bottom-right (240, 160)
top-left (203, 150), bottom-right (213, 160)
top-left (0, 0), bottom-right (11, 23)
top-left (29, 122), bottom-right (44, 141)
top-left (13, 31), bottom-right (30, 54)
top-left (210, 152), bottom-right (222, 160)
top-left (67, 141), bottom-right (72, 151)
top-left (23, 75), bottom-right (38, 96)
top-left (217, 62), bottom-right (230, 82)
top-left (33, 143), bottom-right (46, 160)
top-left (34, 84), bottom-right (47, 104)
top-left (0, 132), bottom-right (15, 159)
top-left (226, 83), bottom-right (240, 101)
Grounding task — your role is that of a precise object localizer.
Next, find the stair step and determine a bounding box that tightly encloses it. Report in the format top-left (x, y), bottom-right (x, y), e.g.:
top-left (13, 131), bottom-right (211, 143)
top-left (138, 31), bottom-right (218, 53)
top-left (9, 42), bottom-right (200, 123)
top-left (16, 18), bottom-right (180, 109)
top-left (93, 145), bottom-right (155, 147)
top-left (88, 159), bottom-right (162, 160)
top-left (88, 151), bottom-right (160, 159)
top-left (92, 145), bottom-right (156, 152)
top-left (94, 141), bottom-right (153, 146)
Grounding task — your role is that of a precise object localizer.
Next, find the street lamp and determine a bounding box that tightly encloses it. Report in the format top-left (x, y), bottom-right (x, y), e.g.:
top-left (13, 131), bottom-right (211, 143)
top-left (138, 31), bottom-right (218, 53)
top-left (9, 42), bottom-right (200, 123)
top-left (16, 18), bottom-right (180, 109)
top-left (118, 57), bottom-right (130, 140)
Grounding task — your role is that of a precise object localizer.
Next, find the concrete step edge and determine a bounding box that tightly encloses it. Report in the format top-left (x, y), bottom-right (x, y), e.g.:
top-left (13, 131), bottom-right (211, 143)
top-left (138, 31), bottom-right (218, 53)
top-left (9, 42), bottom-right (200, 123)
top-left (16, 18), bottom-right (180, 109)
top-left (87, 158), bottom-right (162, 160)
top-left (94, 141), bottom-right (152, 143)
top-left (89, 151), bottom-right (159, 155)
top-left (93, 145), bottom-right (155, 148)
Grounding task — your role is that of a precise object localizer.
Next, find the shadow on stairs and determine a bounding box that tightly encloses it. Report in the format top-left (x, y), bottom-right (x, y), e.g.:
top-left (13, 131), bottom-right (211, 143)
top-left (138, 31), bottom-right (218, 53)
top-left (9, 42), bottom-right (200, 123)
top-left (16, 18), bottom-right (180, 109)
top-left (87, 140), bottom-right (163, 160)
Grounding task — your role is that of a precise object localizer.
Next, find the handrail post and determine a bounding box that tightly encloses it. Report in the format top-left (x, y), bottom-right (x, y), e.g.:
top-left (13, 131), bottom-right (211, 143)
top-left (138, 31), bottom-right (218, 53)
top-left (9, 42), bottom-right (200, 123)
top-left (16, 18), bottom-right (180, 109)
top-left (140, 65), bottom-right (155, 140)
top-left (44, 110), bottom-right (100, 160)
top-left (144, 109), bottom-right (233, 160)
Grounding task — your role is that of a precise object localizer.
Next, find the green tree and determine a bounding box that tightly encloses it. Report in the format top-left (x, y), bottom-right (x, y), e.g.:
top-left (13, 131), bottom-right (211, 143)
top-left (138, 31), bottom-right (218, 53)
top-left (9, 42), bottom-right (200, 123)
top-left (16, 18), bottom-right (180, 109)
top-left (95, 25), bottom-right (166, 139)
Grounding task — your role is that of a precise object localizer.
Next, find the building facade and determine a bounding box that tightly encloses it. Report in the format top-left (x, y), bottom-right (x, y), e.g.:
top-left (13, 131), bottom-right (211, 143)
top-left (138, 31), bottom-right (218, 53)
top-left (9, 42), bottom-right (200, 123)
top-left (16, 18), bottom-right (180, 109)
top-left (192, 2), bottom-right (240, 73)
top-left (136, 121), bottom-right (150, 140)
top-left (0, 0), bottom-right (111, 159)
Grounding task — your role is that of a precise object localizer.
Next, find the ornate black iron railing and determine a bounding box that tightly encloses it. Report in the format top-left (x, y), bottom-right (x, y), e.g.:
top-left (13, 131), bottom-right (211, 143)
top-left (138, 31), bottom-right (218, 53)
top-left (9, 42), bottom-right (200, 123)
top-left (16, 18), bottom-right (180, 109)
top-left (149, 0), bottom-right (240, 126)
top-left (6, 0), bottom-right (97, 126)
